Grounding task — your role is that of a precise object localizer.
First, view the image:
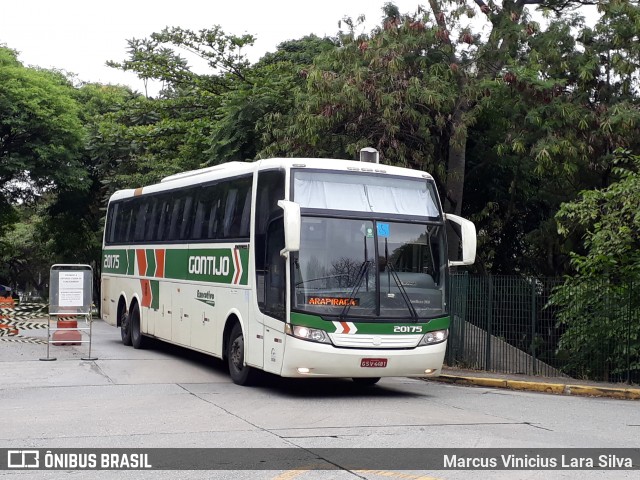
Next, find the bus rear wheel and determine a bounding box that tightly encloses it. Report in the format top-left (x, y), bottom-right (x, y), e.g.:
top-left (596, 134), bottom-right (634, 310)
top-left (227, 323), bottom-right (257, 386)
top-left (130, 303), bottom-right (146, 349)
top-left (120, 307), bottom-right (132, 346)
top-left (352, 377), bottom-right (381, 386)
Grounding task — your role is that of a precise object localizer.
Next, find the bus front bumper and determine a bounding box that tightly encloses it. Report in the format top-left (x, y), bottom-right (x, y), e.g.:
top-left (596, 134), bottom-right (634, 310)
top-left (280, 336), bottom-right (447, 378)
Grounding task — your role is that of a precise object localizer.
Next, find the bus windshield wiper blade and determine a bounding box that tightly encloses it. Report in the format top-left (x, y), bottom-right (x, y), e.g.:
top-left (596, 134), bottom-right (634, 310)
top-left (339, 260), bottom-right (370, 321)
top-left (387, 263), bottom-right (419, 322)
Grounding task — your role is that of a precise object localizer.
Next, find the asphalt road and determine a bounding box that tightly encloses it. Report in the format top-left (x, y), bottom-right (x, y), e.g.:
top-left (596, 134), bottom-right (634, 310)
top-left (1, 319), bottom-right (638, 479)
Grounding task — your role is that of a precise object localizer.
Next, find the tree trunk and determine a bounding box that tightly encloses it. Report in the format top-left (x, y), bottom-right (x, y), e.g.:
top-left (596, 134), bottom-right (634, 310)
top-left (444, 106), bottom-right (467, 216)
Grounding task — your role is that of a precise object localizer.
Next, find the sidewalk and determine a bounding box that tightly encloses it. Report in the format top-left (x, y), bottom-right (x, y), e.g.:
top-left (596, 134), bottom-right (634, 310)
top-left (430, 366), bottom-right (640, 400)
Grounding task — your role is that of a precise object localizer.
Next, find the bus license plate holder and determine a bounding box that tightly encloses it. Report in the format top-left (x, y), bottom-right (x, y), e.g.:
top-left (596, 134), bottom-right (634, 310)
top-left (361, 358), bottom-right (387, 368)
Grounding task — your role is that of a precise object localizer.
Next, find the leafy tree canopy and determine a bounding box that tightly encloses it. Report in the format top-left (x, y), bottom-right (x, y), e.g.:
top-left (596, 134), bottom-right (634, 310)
top-left (556, 149), bottom-right (640, 281)
top-left (0, 47), bottom-right (86, 202)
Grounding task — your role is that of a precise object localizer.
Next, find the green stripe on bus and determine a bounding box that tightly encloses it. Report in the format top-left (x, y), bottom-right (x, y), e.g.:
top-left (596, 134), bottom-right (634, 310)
top-left (104, 247), bottom-right (249, 285)
top-left (239, 248), bottom-right (249, 285)
top-left (289, 312), bottom-right (450, 334)
top-left (127, 250), bottom-right (135, 275)
top-left (146, 249), bottom-right (156, 277)
top-left (150, 280), bottom-right (159, 310)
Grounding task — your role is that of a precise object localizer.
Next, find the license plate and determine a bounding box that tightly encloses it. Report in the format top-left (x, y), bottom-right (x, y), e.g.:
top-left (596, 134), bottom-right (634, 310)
top-left (361, 358), bottom-right (388, 368)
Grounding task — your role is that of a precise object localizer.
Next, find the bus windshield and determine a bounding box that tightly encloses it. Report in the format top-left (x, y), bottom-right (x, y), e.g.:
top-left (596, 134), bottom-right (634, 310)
top-left (293, 171), bottom-right (441, 218)
top-left (292, 217), bottom-right (446, 320)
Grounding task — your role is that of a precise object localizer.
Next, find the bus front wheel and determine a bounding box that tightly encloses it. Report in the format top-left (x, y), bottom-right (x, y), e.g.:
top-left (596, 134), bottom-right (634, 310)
top-left (227, 323), bottom-right (257, 386)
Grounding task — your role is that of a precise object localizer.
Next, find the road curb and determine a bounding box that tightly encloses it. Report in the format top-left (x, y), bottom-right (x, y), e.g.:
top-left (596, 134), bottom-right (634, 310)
top-left (432, 375), bottom-right (640, 400)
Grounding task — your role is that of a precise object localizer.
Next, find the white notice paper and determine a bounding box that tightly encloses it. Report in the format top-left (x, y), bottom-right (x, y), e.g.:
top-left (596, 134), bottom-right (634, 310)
top-left (58, 271), bottom-right (84, 307)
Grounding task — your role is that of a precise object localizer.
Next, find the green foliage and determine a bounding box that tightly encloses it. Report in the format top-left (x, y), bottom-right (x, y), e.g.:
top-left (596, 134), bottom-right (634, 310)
top-left (5, 83), bottom-right (137, 281)
top-left (107, 30), bottom-right (335, 170)
top-left (552, 150), bottom-right (640, 380)
top-left (209, 36), bottom-right (336, 163)
top-left (0, 203), bottom-right (52, 293)
top-left (0, 198), bottom-right (18, 238)
top-left (556, 150), bottom-right (640, 281)
top-left (261, 8), bottom-right (458, 177)
top-left (0, 47), bottom-right (88, 281)
top-left (103, 25), bottom-right (261, 179)
top-left (0, 47), bottom-right (86, 201)
top-left (107, 26), bottom-right (255, 95)
top-left (462, 0), bottom-right (640, 274)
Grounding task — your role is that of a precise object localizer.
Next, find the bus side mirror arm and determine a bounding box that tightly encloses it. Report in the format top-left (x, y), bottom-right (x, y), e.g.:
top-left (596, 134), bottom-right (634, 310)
top-left (445, 213), bottom-right (477, 267)
top-left (278, 200), bottom-right (301, 257)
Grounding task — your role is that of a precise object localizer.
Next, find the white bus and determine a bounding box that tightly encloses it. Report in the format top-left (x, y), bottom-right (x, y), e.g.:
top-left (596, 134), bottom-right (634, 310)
top-left (101, 150), bottom-right (476, 385)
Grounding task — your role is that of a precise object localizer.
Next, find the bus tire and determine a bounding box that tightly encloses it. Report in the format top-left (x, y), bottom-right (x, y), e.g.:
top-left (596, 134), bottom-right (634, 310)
top-left (227, 322), bottom-right (257, 386)
top-left (130, 303), bottom-right (146, 349)
top-left (352, 377), bottom-right (380, 386)
top-left (120, 309), bottom-right (132, 346)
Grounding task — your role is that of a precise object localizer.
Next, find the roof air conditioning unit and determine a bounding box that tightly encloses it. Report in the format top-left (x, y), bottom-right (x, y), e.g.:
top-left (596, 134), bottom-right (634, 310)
top-left (360, 147), bottom-right (379, 164)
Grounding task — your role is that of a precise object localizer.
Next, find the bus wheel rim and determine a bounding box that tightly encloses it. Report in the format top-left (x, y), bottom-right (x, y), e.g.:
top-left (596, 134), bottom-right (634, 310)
top-left (231, 337), bottom-right (243, 371)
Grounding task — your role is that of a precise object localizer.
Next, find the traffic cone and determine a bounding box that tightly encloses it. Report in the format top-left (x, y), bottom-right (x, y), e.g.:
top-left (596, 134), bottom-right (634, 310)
top-left (0, 297), bottom-right (18, 336)
top-left (52, 315), bottom-right (82, 345)
top-left (0, 296), bottom-right (15, 308)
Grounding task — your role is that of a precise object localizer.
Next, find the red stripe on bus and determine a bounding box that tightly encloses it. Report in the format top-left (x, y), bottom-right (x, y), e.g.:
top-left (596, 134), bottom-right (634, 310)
top-left (140, 279), bottom-right (152, 308)
top-left (155, 249), bottom-right (165, 278)
top-left (136, 249), bottom-right (147, 277)
top-left (136, 250), bottom-right (147, 276)
top-left (233, 248), bottom-right (241, 284)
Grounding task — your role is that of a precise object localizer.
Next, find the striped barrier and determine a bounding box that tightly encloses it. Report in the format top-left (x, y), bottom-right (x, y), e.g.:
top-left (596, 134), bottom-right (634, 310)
top-left (0, 324), bottom-right (20, 336)
top-left (0, 318), bottom-right (48, 330)
top-left (0, 336), bottom-right (48, 345)
top-left (0, 303), bottom-right (48, 317)
top-left (0, 310), bottom-right (47, 344)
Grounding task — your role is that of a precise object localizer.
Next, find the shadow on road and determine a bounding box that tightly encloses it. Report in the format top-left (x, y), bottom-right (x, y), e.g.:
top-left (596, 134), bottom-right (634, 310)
top-left (131, 336), bottom-right (430, 399)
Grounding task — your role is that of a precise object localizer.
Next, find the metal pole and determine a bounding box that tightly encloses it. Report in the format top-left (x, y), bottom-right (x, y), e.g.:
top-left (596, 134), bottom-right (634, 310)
top-left (81, 314), bottom-right (98, 361)
top-left (486, 276), bottom-right (493, 371)
top-left (627, 281), bottom-right (632, 385)
top-left (531, 281), bottom-right (537, 375)
top-left (460, 273), bottom-right (468, 365)
top-left (39, 315), bottom-right (56, 361)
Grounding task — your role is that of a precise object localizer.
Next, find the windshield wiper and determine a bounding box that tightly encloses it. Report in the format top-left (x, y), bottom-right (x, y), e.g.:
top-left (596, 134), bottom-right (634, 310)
top-left (386, 262), bottom-right (419, 322)
top-left (339, 260), bottom-right (371, 321)
top-left (382, 237), bottom-right (418, 322)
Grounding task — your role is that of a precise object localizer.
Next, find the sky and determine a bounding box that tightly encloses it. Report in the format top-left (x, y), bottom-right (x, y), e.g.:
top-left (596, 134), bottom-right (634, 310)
top-left (1, 0), bottom-right (430, 95)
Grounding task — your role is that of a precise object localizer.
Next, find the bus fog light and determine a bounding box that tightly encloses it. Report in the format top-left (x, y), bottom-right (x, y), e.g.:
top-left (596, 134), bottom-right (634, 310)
top-left (419, 329), bottom-right (448, 346)
top-left (297, 367), bottom-right (310, 374)
top-left (285, 324), bottom-right (331, 344)
top-left (424, 369), bottom-right (436, 374)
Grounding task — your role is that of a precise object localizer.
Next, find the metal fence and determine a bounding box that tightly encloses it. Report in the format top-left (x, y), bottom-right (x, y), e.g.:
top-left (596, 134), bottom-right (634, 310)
top-left (445, 274), bottom-right (639, 385)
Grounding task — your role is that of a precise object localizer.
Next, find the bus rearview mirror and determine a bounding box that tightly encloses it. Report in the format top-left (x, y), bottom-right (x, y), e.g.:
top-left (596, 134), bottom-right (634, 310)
top-left (445, 213), bottom-right (477, 267)
top-left (278, 200), bottom-right (301, 256)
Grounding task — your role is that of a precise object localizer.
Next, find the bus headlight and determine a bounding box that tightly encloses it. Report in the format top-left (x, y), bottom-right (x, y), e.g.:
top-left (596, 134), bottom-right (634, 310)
top-left (285, 324), bottom-right (331, 344)
top-left (419, 329), bottom-right (448, 346)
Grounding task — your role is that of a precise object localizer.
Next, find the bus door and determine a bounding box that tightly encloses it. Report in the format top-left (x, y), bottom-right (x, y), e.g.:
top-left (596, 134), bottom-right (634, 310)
top-left (168, 283), bottom-right (191, 346)
top-left (154, 281), bottom-right (172, 340)
top-left (252, 169), bottom-right (287, 373)
top-left (260, 217), bottom-right (286, 374)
